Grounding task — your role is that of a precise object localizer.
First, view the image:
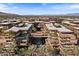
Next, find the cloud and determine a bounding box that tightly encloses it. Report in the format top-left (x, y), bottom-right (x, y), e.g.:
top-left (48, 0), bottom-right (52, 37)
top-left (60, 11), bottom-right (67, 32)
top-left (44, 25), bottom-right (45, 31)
top-left (69, 4), bottom-right (79, 9)
top-left (7, 3), bottom-right (14, 6)
top-left (12, 6), bottom-right (18, 9)
top-left (0, 3), bottom-right (19, 13)
top-left (0, 3), bottom-right (79, 15)
top-left (0, 4), bottom-right (9, 11)
top-left (50, 4), bottom-right (79, 11)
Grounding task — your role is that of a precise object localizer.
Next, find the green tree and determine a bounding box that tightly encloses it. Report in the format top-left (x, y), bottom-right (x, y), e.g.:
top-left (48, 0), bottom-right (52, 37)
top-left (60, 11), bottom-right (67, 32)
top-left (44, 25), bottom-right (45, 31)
top-left (32, 25), bottom-right (37, 32)
top-left (52, 48), bottom-right (60, 56)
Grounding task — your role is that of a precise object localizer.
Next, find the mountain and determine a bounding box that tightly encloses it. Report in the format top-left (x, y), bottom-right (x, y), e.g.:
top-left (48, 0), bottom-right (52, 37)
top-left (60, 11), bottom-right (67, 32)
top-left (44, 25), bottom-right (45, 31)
top-left (0, 12), bottom-right (25, 19)
top-left (0, 12), bottom-right (22, 16)
top-left (64, 13), bottom-right (79, 16)
top-left (0, 12), bottom-right (79, 16)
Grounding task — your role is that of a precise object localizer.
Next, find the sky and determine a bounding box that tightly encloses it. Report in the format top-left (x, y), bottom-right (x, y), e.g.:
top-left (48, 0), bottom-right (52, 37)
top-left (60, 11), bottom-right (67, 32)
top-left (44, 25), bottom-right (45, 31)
top-left (0, 3), bottom-right (79, 15)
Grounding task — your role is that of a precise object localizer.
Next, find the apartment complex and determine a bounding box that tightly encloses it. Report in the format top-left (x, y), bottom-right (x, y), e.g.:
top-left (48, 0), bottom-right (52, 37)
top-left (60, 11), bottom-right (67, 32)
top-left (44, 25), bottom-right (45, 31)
top-left (0, 17), bottom-right (79, 56)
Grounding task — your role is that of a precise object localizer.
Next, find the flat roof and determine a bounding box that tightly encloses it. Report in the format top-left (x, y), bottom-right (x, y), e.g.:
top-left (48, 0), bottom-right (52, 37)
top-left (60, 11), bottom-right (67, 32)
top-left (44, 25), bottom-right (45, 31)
top-left (64, 21), bottom-right (76, 26)
top-left (0, 22), bottom-right (11, 25)
top-left (73, 27), bottom-right (79, 30)
top-left (56, 25), bottom-right (73, 33)
top-left (6, 23), bottom-right (32, 32)
top-left (45, 23), bottom-right (73, 33)
top-left (45, 23), bottom-right (57, 30)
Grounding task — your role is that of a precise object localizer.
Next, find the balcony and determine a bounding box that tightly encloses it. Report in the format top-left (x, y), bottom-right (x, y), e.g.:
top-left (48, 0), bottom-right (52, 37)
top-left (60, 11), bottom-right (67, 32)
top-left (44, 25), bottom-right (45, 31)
top-left (31, 31), bottom-right (48, 37)
top-left (20, 43), bottom-right (27, 46)
top-left (15, 33), bottom-right (28, 40)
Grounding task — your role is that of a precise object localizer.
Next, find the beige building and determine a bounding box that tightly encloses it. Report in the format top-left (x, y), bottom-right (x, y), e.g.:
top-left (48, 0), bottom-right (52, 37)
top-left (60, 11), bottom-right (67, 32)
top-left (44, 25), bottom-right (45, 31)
top-left (45, 22), bottom-right (77, 55)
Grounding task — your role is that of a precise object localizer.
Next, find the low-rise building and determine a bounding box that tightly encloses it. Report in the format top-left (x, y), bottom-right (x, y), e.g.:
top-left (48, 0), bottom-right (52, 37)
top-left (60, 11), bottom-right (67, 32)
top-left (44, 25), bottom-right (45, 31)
top-left (6, 23), bottom-right (32, 48)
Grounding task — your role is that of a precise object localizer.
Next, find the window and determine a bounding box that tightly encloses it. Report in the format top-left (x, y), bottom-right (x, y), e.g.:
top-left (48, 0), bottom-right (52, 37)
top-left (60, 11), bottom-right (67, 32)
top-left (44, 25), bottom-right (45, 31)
top-left (6, 40), bottom-right (11, 42)
top-left (0, 43), bottom-right (3, 45)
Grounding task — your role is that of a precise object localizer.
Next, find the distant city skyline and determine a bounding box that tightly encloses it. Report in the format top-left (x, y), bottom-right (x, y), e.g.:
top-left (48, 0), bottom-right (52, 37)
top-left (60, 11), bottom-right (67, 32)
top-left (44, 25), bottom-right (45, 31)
top-left (0, 3), bottom-right (79, 15)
